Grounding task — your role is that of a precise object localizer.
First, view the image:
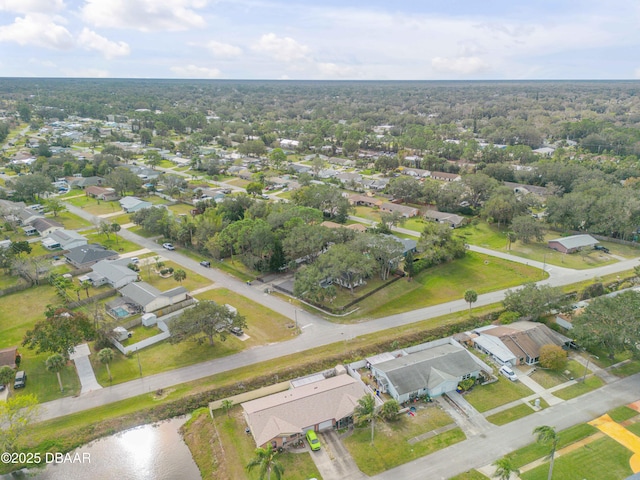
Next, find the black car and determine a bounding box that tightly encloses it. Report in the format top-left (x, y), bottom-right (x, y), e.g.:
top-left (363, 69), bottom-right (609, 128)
top-left (200, 260), bottom-right (211, 267)
top-left (230, 326), bottom-right (244, 337)
top-left (594, 245), bottom-right (610, 254)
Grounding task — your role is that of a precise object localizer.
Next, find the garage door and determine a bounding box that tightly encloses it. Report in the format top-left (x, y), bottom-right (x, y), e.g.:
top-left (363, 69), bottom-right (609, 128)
top-left (318, 420), bottom-right (333, 431)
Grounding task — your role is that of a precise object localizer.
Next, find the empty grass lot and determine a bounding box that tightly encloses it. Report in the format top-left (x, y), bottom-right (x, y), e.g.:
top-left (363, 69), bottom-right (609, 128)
top-left (449, 471), bottom-right (489, 480)
top-left (348, 251), bottom-right (541, 320)
top-left (464, 377), bottom-right (534, 413)
top-left (529, 359), bottom-right (586, 388)
top-left (66, 196), bottom-right (123, 216)
top-left (344, 405), bottom-right (464, 475)
top-left (54, 211), bottom-right (94, 230)
top-left (552, 375), bottom-right (604, 400)
top-left (84, 230), bottom-right (142, 253)
top-left (138, 260), bottom-right (212, 292)
top-left (520, 437), bottom-right (632, 480)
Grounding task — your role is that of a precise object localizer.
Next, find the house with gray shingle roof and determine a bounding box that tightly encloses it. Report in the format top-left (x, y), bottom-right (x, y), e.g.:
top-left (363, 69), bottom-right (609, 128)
top-left (242, 371), bottom-right (368, 448)
top-left (118, 281), bottom-right (189, 313)
top-left (380, 202), bottom-right (419, 218)
top-left (31, 217), bottom-right (64, 237)
top-left (88, 259), bottom-right (139, 289)
top-left (119, 196), bottom-right (152, 213)
top-left (64, 244), bottom-right (119, 268)
top-left (42, 229), bottom-right (87, 250)
top-left (424, 210), bottom-right (466, 228)
top-left (371, 341), bottom-right (486, 402)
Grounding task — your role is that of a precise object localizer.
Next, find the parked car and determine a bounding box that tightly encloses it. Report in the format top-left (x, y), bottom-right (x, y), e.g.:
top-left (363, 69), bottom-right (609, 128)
top-left (499, 365), bottom-right (518, 382)
top-left (162, 243), bottom-right (175, 250)
top-left (130, 257), bottom-right (140, 264)
top-left (229, 326), bottom-right (244, 337)
top-left (199, 260), bottom-right (211, 267)
top-left (14, 370), bottom-right (27, 389)
top-left (306, 430), bottom-right (321, 451)
top-left (594, 245), bottom-right (610, 254)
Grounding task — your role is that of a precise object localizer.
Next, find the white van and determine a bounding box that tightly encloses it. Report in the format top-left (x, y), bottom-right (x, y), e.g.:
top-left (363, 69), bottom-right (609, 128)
top-left (499, 365), bottom-right (518, 381)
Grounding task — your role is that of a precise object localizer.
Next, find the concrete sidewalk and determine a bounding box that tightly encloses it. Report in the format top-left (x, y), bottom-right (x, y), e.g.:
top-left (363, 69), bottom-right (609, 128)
top-left (69, 344), bottom-right (102, 395)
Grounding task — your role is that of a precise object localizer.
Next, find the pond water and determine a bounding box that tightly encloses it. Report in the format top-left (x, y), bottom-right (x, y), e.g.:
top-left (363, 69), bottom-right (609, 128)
top-left (2, 417), bottom-right (201, 480)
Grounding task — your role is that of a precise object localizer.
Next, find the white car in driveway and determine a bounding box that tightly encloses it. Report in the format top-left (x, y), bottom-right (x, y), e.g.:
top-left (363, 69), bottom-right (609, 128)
top-left (162, 243), bottom-right (175, 250)
top-left (499, 365), bottom-right (518, 381)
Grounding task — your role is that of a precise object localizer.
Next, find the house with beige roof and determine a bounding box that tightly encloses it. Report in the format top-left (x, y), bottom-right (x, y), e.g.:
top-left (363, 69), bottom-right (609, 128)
top-left (242, 370), bottom-right (369, 448)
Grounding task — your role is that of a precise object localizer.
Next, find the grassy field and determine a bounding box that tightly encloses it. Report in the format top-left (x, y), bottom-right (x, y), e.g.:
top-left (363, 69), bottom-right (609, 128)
top-left (348, 251), bottom-right (541, 321)
top-left (66, 196), bottom-right (122, 216)
top-left (449, 470), bottom-right (489, 480)
top-left (344, 405), bottom-right (464, 475)
top-left (520, 436), bottom-right (632, 480)
top-left (528, 360), bottom-right (586, 388)
top-left (84, 230), bottom-right (142, 253)
top-left (464, 377), bottom-right (534, 413)
top-left (137, 260), bottom-right (212, 292)
top-left (454, 222), bottom-right (633, 269)
top-left (486, 403), bottom-right (536, 426)
top-left (552, 375), bottom-right (605, 400)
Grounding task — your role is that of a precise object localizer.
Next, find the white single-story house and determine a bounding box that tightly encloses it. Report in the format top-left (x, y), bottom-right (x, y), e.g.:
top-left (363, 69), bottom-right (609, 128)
top-left (119, 196), bottom-right (153, 213)
top-left (43, 229), bottom-right (88, 251)
top-left (379, 202), bottom-right (419, 218)
top-left (371, 341), bottom-right (487, 403)
top-left (424, 210), bottom-right (466, 228)
top-left (31, 217), bottom-right (64, 237)
top-left (118, 281), bottom-right (189, 313)
top-left (242, 369), bottom-right (368, 448)
top-left (84, 258), bottom-right (139, 289)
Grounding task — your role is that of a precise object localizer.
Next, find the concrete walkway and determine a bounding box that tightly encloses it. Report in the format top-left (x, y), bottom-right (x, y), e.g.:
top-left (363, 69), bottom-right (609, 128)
top-left (69, 343), bottom-right (102, 395)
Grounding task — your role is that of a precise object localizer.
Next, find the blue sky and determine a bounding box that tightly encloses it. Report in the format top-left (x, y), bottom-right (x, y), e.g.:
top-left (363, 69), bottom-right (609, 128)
top-left (0, 0), bottom-right (638, 80)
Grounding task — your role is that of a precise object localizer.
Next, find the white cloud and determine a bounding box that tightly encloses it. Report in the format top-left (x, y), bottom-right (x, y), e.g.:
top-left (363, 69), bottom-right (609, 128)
top-left (204, 40), bottom-right (242, 58)
top-left (0, 0), bottom-right (64, 14)
top-left (431, 56), bottom-right (489, 75)
top-left (316, 62), bottom-right (355, 78)
top-left (77, 28), bottom-right (130, 59)
top-left (0, 14), bottom-right (74, 50)
top-left (170, 64), bottom-right (221, 78)
top-left (252, 33), bottom-right (310, 62)
top-left (82, 0), bottom-right (207, 32)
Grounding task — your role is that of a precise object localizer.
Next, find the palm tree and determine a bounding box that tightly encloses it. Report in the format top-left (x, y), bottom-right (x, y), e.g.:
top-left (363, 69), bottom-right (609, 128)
top-left (354, 393), bottom-right (377, 444)
top-left (464, 289), bottom-right (478, 313)
top-left (533, 425), bottom-right (559, 480)
top-left (173, 269), bottom-right (187, 284)
top-left (111, 223), bottom-right (121, 246)
top-left (245, 443), bottom-right (284, 480)
top-left (221, 399), bottom-right (234, 417)
top-left (492, 457), bottom-right (520, 480)
top-left (98, 348), bottom-right (114, 381)
top-left (81, 280), bottom-right (92, 298)
top-left (45, 353), bottom-right (65, 392)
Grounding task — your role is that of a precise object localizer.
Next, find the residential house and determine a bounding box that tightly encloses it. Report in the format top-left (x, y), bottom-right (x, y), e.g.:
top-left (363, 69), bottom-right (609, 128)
top-left (64, 244), bottom-right (119, 268)
top-left (16, 207), bottom-right (44, 227)
top-left (84, 258), bottom-right (139, 288)
top-left (548, 234), bottom-right (599, 254)
top-left (503, 182), bottom-right (550, 199)
top-left (430, 171), bottom-right (461, 182)
top-left (379, 202), bottom-right (419, 218)
top-left (242, 369), bottom-right (368, 448)
top-left (118, 281), bottom-right (189, 314)
top-left (85, 186), bottom-right (120, 201)
top-left (328, 157), bottom-right (354, 167)
top-left (384, 235), bottom-right (417, 256)
top-left (471, 321), bottom-right (571, 366)
top-left (42, 229), bottom-right (87, 250)
top-left (335, 172), bottom-right (362, 185)
top-left (290, 164), bottom-right (311, 175)
top-left (348, 194), bottom-right (382, 208)
top-left (119, 196), bottom-right (153, 213)
top-left (321, 221), bottom-right (368, 233)
top-left (31, 217), bottom-right (64, 237)
top-left (361, 178), bottom-right (389, 191)
top-left (371, 340), bottom-right (488, 402)
top-left (402, 167), bottom-right (431, 178)
top-left (424, 210), bottom-right (466, 228)
top-left (72, 176), bottom-right (104, 189)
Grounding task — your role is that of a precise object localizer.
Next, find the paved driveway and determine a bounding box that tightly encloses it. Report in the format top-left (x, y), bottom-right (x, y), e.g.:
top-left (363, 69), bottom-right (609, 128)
top-left (310, 430), bottom-right (365, 480)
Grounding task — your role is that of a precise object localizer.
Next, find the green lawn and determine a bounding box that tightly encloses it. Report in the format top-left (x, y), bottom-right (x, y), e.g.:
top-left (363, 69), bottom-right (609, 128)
top-left (196, 288), bottom-right (296, 346)
top-left (349, 251), bottom-right (541, 320)
top-left (507, 423), bottom-right (598, 468)
top-left (66, 196), bottom-right (122, 215)
top-left (486, 403), bottom-right (536, 426)
top-left (167, 203), bottom-right (195, 215)
top-left (552, 375), bottom-right (604, 400)
top-left (610, 360), bottom-right (640, 377)
top-left (54, 211), bottom-right (94, 230)
top-left (529, 360), bottom-right (586, 388)
top-left (520, 437), bottom-right (632, 480)
top-left (84, 230), bottom-right (142, 253)
top-left (608, 405), bottom-right (639, 423)
top-left (12, 351), bottom-right (81, 403)
top-left (454, 222), bottom-right (624, 269)
top-left (126, 225), bottom-right (159, 238)
top-left (464, 377), bottom-right (534, 413)
top-left (449, 471), bottom-right (489, 480)
top-left (344, 406), bottom-right (464, 476)
top-left (138, 260), bottom-right (212, 292)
